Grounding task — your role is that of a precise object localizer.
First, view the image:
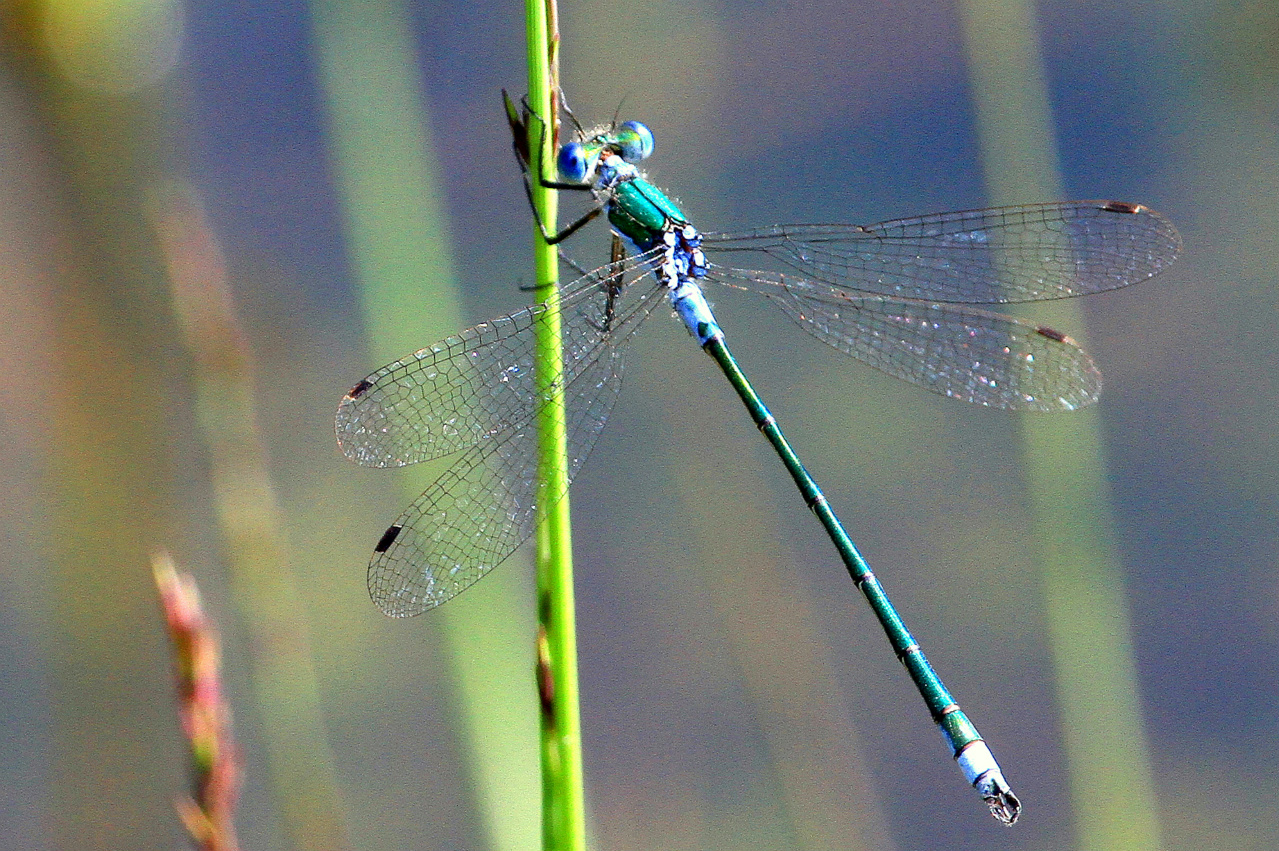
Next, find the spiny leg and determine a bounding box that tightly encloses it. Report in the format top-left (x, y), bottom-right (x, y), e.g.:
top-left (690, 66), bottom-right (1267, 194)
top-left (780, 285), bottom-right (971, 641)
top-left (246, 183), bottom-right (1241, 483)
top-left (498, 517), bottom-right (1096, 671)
top-left (502, 89), bottom-right (608, 245)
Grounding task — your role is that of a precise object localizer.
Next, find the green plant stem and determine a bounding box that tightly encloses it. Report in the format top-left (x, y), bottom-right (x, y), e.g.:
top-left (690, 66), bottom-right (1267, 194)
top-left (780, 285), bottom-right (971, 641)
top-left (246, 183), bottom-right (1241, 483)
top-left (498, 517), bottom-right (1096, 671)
top-left (524, 3), bottom-right (586, 851)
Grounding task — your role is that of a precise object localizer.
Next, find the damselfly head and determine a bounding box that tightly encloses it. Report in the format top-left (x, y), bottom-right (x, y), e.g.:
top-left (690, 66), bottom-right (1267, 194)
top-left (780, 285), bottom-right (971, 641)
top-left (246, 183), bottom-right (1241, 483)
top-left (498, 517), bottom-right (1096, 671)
top-left (559, 120), bottom-right (655, 183)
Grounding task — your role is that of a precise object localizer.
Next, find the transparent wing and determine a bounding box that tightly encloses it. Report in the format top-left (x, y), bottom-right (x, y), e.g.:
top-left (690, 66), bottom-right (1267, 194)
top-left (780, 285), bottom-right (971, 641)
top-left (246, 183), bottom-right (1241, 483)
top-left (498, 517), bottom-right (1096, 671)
top-left (336, 245), bottom-right (666, 467)
top-left (702, 201), bottom-right (1181, 304)
top-left (711, 268), bottom-right (1102, 411)
top-left (366, 333), bottom-right (639, 616)
top-left (338, 250), bottom-right (668, 615)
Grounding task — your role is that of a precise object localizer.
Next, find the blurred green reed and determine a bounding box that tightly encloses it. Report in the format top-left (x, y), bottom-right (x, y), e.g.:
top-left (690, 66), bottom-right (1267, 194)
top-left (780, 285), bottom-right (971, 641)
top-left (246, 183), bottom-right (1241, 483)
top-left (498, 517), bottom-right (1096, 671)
top-left (309, 2), bottom-right (540, 850)
top-left (959, 2), bottom-right (1164, 849)
top-left (151, 180), bottom-right (353, 851)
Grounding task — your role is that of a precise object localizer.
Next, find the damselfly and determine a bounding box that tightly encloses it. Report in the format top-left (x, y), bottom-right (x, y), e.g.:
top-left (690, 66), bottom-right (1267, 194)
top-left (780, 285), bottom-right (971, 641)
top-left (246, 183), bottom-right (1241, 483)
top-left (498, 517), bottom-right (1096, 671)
top-left (336, 102), bottom-right (1180, 823)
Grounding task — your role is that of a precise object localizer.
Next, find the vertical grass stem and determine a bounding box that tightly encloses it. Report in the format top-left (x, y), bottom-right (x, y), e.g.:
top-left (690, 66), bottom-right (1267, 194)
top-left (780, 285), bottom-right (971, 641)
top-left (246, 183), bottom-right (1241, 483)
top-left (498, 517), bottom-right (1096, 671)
top-left (524, 2), bottom-right (587, 849)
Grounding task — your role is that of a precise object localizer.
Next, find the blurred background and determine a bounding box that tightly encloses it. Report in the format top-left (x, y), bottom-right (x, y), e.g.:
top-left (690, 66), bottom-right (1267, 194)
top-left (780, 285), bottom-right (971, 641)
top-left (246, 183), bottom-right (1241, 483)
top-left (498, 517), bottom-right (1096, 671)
top-left (0, 1), bottom-right (1275, 850)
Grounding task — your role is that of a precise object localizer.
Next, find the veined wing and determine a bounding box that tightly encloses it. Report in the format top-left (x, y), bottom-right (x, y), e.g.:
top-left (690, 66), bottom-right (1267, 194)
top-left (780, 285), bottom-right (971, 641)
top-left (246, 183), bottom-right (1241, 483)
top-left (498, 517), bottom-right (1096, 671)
top-left (367, 332), bottom-right (636, 616)
top-left (702, 201), bottom-right (1181, 305)
top-left (336, 244), bottom-right (667, 468)
top-left (711, 267), bottom-right (1102, 411)
top-left (340, 250), bottom-right (669, 615)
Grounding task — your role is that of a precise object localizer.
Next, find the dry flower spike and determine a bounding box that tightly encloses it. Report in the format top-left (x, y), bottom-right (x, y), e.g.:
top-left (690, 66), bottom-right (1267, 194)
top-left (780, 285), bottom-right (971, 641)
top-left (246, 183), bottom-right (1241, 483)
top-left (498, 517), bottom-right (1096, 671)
top-left (153, 552), bottom-right (242, 851)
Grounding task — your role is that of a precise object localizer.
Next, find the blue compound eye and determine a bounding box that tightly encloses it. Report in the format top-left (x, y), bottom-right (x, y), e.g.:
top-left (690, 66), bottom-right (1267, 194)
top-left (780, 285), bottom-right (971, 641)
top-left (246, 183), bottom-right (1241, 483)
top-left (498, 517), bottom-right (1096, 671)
top-left (616, 121), bottom-right (654, 163)
top-left (557, 142), bottom-right (591, 182)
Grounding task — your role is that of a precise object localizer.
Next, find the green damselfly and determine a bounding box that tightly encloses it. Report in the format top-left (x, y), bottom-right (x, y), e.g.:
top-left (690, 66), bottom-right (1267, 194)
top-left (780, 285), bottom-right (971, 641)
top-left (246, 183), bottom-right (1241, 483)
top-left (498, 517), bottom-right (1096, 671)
top-left (336, 101), bottom-right (1180, 823)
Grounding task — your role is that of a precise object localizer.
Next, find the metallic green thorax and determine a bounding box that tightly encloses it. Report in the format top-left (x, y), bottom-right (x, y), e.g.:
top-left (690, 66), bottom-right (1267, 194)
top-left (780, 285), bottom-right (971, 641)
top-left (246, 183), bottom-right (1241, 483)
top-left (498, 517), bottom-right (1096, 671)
top-left (608, 177), bottom-right (689, 249)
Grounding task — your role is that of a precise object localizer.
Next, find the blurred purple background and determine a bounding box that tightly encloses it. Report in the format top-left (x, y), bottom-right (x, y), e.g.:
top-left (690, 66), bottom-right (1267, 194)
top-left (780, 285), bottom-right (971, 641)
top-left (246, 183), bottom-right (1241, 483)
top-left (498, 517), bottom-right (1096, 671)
top-left (1, 2), bottom-right (1274, 850)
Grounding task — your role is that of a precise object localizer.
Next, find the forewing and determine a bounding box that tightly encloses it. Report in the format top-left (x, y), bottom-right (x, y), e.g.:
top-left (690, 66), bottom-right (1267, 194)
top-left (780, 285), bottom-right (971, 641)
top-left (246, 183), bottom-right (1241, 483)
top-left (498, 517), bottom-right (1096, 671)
top-left (703, 201), bottom-right (1181, 304)
top-left (336, 246), bottom-right (667, 468)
